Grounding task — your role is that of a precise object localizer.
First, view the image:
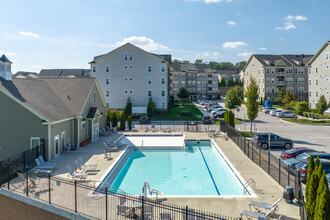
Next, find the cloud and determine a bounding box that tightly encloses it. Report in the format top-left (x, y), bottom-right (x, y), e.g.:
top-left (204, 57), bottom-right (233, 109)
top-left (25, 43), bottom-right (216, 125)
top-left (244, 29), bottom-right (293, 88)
top-left (237, 52), bottom-right (253, 59)
top-left (184, 0), bottom-right (200, 1)
top-left (228, 20), bottom-right (236, 26)
top-left (259, 48), bottom-right (267, 51)
top-left (116, 36), bottom-right (168, 51)
top-left (275, 22), bottom-right (296, 31)
top-left (0, 51), bottom-right (16, 56)
top-left (19, 31), bottom-right (39, 38)
top-left (285, 15), bottom-right (308, 21)
top-left (196, 52), bottom-right (221, 59)
top-left (223, 41), bottom-right (248, 49)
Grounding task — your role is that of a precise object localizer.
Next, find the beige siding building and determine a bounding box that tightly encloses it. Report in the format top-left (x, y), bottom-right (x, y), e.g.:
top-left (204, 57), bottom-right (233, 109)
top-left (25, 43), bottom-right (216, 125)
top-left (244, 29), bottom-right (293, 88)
top-left (90, 43), bottom-right (170, 112)
top-left (307, 41), bottom-right (330, 109)
top-left (0, 55), bottom-right (106, 161)
top-left (242, 54), bottom-right (313, 102)
top-left (169, 63), bottom-right (218, 100)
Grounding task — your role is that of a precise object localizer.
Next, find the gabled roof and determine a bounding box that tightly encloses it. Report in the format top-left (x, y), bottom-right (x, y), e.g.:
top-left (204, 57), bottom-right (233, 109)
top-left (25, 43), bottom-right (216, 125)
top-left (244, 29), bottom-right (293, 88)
top-left (0, 55), bottom-right (12, 63)
top-left (0, 78), bottom-right (96, 122)
top-left (194, 64), bottom-right (214, 73)
top-left (86, 107), bottom-right (99, 119)
top-left (215, 70), bottom-right (239, 76)
top-left (14, 71), bottom-right (39, 79)
top-left (307, 41), bottom-right (330, 65)
top-left (39, 69), bottom-right (90, 78)
top-left (89, 43), bottom-right (169, 64)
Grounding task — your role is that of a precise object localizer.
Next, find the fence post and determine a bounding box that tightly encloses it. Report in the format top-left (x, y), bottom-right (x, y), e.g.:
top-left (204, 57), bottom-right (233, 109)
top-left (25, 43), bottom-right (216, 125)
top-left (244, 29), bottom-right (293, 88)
top-left (278, 158), bottom-right (281, 185)
top-left (160, 121), bottom-right (162, 130)
top-left (26, 169), bottom-right (29, 197)
top-left (288, 170), bottom-right (290, 186)
top-left (36, 145), bottom-right (39, 159)
top-left (268, 151), bottom-right (270, 174)
top-left (142, 196), bottom-right (145, 220)
top-left (105, 187), bottom-right (108, 220)
top-left (48, 173), bottom-right (51, 204)
top-left (23, 151), bottom-right (26, 170)
top-left (173, 120), bottom-right (175, 131)
top-left (186, 206), bottom-right (188, 220)
top-left (74, 180), bottom-right (77, 213)
top-left (7, 158), bottom-right (10, 190)
top-left (248, 142), bottom-right (250, 158)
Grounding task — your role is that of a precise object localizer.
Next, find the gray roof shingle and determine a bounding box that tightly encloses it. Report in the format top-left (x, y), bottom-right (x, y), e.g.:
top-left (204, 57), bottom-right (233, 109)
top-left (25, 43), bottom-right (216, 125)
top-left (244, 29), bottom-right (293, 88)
top-left (39, 69), bottom-right (90, 78)
top-left (0, 55), bottom-right (12, 63)
top-left (0, 78), bottom-right (96, 122)
top-left (253, 54), bottom-right (313, 67)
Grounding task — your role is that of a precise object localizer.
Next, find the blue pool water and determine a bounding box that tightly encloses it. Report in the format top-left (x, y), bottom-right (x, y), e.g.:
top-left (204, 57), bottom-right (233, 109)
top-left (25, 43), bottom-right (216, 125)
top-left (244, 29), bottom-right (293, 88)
top-left (105, 142), bottom-right (245, 196)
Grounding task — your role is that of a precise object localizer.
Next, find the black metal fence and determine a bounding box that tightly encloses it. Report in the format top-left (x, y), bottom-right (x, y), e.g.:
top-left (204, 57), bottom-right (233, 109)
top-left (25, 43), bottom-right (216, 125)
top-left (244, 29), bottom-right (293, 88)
top-left (133, 120), bottom-right (216, 132)
top-left (220, 120), bottom-right (307, 220)
top-left (1, 166), bottom-right (235, 220)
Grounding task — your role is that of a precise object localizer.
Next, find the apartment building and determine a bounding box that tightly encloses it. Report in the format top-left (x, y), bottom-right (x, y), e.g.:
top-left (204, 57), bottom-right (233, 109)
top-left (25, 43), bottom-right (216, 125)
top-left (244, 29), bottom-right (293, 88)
top-left (242, 54), bottom-right (313, 102)
top-left (89, 43), bottom-right (170, 112)
top-left (307, 41), bottom-right (330, 109)
top-left (169, 63), bottom-right (218, 100)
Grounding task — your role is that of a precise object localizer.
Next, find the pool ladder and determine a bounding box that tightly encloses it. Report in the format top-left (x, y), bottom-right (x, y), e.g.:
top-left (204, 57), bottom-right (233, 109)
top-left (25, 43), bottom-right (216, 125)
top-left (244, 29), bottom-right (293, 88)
top-left (243, 178), bottom-right (256, 195)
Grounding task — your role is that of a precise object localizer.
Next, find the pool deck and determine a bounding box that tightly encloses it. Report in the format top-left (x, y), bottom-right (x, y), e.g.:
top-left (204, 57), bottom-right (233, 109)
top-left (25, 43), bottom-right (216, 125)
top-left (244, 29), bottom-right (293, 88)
top-left (8, 131), bottom-right (299, 219)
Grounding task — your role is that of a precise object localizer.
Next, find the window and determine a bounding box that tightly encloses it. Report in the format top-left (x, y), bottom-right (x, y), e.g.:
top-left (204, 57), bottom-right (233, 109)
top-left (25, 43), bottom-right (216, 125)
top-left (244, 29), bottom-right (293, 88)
top-left (308, 68), bottom-right (311, 74)
top-left (147, 65), bottom-right (152, 72)
top-left (316, 79), bottom-right (319, 85)
top-left (124, 77), bottom-right (128, 82)
top-left (162, 102), bottom-right (165, 108)
top-left (147, 77), bottom-right (152, 85)
top-left (30, 137), bottom-right (40, 150)
top-left (129, 78), bottom-right (133, 82)
top-left (286, 69), bottom-right (293, 74)
top-left (105, 78), bottom-right (110, 85)
top-left (287, 87), bottom-right (294, 92)
top-left (266, 69), bottom-right (270, 74)
top-left (81, 121), bottom-right (86, 129)
top-left (130, 90), bottom-right (133, 94)
top-left (105, 65), bottom-right (110, 73)
top-left (271, 68), bottom-right (275, 74)
top-left (105, 91), bottom-right (110, 97)
top-left (258, 70), bottom-right (260, 74)
top-left (124, 65), bottom-right (128, 70)
top-left (297, 87), bottom-right (305, 93)
top-left (308, 79), bottom-right (311, 86)
top-left (266, 87), bottom-right (270, 92)
top-left (129, 53), bottom-right (133, 60)
top-left (92, 66), bottom-right (96, 73)
top-left (316, 91), bottom-right (319, 97)
top-left (258, 79), bottom-right (260, 83)
top-left (93, 91), bottom-right (96, 104)
top-left (106, 103), bottom-right (109, 108)
top-left (309, 91), bottom-right (311, 97)
top-left (271, 87), bottom-right (275, 93)
top-left (271, 78), bottom-right (275, 84)
top-left (266, 78), bottom-right (270, 84)
top-left (161, 77), bottom-right (165, 84)
top-left (161, 90), bottom-right (165, 96)
top-left (316, 67), bottom-right (318, 73)
top-left (129, 65), bottom-right (133, 70)
top-left (161, 65), bottom-right (166, 72)
top-left (286, 78), bottom-right (293, 84)
top-left (148, 90), bottom-right (152, 97)
top-left (263, 79), bottom-right (265, 83)
top-left (124, 90), bottom-right (128, 94)
top-left (326, 53), bottom-right (329, 60)
top-left (124, 54), bottom-right (128, 61)
top-left (297, 78), bottom-right (304, 84)
top-left (297, 68), bottom-right (304, 74)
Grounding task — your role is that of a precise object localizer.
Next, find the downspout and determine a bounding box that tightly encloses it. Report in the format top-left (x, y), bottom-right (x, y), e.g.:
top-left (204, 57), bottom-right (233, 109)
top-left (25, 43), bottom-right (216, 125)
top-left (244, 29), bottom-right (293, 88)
top-left (77, 117), bottom-right (80, 148)
top-left (48, 124), bottom-right (51, 160)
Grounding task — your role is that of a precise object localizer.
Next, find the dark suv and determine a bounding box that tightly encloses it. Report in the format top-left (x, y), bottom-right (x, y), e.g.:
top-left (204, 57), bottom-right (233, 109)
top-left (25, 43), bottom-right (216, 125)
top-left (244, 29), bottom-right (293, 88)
top-left (253, 133), bottom-right (293, 150)
top-left (139, 116), bottom-right (151, 124)
top-left (202, 116), bottom-right (213, 124)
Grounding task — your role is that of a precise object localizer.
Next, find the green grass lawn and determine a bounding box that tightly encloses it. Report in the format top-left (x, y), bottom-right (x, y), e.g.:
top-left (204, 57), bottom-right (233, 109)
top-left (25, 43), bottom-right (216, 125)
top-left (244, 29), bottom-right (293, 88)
top-left (152, 102), bottom-right (203, 121)
top-left (239, 131), bottom-right (256, 138)
top-left (283, 118), bottom-right (330, 125)
top-left (214, 117), bottom-right (243, 125)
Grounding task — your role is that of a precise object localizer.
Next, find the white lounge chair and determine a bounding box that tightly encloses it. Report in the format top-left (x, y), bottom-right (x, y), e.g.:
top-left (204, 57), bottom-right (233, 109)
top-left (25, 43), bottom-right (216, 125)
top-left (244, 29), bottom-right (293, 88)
top-left (66, 164), bottom-right (88, 180)
top-left (144, 125), bottom-right (149, 132)
top-left (150, 189), bottom-right (164, 199)
top-left (30, 178), bottom-right (48, 192)
top-left (249, 198), bottom-right (282, 212)
top-left (163, 126), bottom-right (171, 133)
top-left (103, 149), bottom-right (112, 159)
top-left (151, 124), bottom-right (157, 132)
top-left (75, 160), bottom-right (96, 172)
top-left (131, 124), bottom-right (136, 130)
top-left (240, 206), bottom-right (276, 219)
top-left (35, 158), bottom-right (55, 170)
top-left (103, 142), bottom-right (118, 152)
top-left (39, 155), bottom-right (57, 166)
top-left (117, 205), bottom-right (128, 216)
top-left (99, 129), bottom-right (104, 136)
top-left (78, 156), bottom-right (97, 168)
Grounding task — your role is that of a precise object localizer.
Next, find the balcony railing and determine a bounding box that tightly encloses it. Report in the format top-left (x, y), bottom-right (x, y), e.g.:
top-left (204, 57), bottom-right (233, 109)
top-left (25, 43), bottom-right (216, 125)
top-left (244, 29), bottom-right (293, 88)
top-left (277, 81), bottom-right (285, 85)
top-left (276, 72), bottom-right (284, 76)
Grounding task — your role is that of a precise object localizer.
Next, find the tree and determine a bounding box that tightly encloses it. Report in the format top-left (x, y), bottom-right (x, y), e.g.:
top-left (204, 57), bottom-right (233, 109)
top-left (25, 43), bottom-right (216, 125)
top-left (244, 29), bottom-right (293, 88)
top-left (228, 110), bottom-right (235, 128)
top-left (194, 59), bottom-right (203, 64)
top-left (219, 77), bottom-right (226, 87)
top-left (314, 172), bottom-right (330, 220)
top-left (306, 171), bottom-right (319, 218)
top-left (295, 101), bottom-right (310, 115)
top-left (276, 88), bottom-right (286, 103)
top-left (224, 110), bottom-right (229, 124)
top-left (282, 90), bottom-right (296, 104)
top-left (227, 77), bottom-right (234, 87)
top-left (124, 97), bottom-right (132, 119)
top-left (182, 60), bottom-right (190, 64)
top-left (245, 77), bottom-right (259, 133)
top-left (111, 111), bottom-right (118, 128)
top-left (306, 154), bottom-right (315, 200)
top-left (167, 95), bottom-right (174, 113)
top-left (119, 111), bottom-right (126, 130)
top-left (147, 97), bottom-right (156, 117)
top-left (316, 95), bottom-right (328, 115)
top-left (177, 87), bottom-right (189, 101)
top-left (234, 61), bottom-right (247, 71)
top-left (127, 115), bottom-right (132, 130)
top-left (225, 86), bottom-right (243, 110)
top-left (172, 59), bottom-right (181, 63)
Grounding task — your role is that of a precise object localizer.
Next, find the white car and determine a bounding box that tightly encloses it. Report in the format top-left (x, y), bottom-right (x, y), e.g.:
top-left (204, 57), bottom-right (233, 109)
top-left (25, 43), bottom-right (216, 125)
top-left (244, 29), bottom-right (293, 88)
top-left (220, 95), bottom-right (227, 100)
top-left (271, 110), bottom-right (283, 116)
top-left (278, 111), bottom-right (297, 118)
top-left (263, 107), bottom-right (276, 114)
top-left (211, 108), bottom-right (227, 115)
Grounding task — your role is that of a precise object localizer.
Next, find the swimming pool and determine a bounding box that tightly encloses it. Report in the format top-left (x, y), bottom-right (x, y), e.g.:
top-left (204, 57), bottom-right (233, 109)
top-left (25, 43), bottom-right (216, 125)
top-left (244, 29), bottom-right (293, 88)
top-left (101, 139), bottom-right (249, 196)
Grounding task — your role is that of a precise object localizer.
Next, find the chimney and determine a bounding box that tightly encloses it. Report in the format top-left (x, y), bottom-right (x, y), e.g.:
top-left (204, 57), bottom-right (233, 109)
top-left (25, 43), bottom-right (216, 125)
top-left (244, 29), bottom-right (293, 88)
top-left (0, 55), bottom-right (12, 81)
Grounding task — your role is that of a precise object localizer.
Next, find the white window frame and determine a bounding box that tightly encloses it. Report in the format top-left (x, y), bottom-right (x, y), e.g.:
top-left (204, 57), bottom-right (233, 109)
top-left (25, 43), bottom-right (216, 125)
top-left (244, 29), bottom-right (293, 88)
top-left (105, 90), bottom-right (110, 97)
top-left (316, 91), bottom-right (319, 97)
top-left (129, 53), bottom-right (133, 61)
top-left (147, 90), bottom-right (152, 97)
top-left (161, 90), bottom-right (165, 97)
top-left (147, 65), bottom-right (152, 72)
top-left (124, 65), bottom-right (128, 70)
top-left (161, 77), bottom-right (165, 85)
top-left (161, 65), bottom-right (166, 73)
top-left (124, 53), bottom-right (128, 61)
top-left (105, 65), bottom-right (110, 73)
top-left (54, 135), bottom-right (60, 158)
top-left (129, 90), bottom-right (133, 94)
top-left (147, 77), bottom-right (152, 85)
top-left (129, 65), bottom-right (133, 70)
top-left (30, 137), bottom-right (40, 150)
top-left (161, 102), bottom-right (165, 108)
top-left (129, 77), bottom-right (133, 82)
top-left (124, 90), bottom-right (128, 94)
top-left (124, 77), bottom-right (128, 82)
top-left (81, 121), bottom-right (86, 129)
top-left (105, 78), bottom-right (110, 85)
top-left (316, 78), bottom-right (319, 85)
top-left (297, 78), bottom-right (304, 84)
top-left (92, 66), bottom-right (96, 73)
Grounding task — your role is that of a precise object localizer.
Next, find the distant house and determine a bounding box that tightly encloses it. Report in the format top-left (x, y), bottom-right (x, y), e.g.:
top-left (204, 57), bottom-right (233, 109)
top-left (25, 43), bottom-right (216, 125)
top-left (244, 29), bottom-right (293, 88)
top-left (39, 69), bottom-right (90, 78)
top-left (14, 71), bottom-right (39, 79)
top-left (0, 55), bottom-right (106, 161)
top-left (216, 70), bottom-right (240, 84)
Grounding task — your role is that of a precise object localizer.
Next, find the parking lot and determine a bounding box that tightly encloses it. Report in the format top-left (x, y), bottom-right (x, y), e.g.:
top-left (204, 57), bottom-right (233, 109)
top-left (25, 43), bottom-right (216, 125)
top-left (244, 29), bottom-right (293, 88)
top-left (196, 100), bottom-right (330, 157)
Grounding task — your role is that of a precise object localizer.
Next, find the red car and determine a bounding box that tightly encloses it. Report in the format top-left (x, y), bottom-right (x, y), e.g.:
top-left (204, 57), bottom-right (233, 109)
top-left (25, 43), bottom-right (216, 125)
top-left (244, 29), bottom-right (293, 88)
top-left (280, 148), bottom-right (314, 160)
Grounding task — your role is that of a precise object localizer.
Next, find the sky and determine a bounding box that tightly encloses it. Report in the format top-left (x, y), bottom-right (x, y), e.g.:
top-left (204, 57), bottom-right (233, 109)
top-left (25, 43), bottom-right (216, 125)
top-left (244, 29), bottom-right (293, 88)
top-left (1, 0), bottom-right (330, 73)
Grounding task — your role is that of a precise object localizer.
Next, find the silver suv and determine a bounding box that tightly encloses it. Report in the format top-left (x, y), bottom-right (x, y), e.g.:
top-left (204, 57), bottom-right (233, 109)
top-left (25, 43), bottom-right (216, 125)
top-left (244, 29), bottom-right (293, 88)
top-left (263, 107), bottom-right (276, 114)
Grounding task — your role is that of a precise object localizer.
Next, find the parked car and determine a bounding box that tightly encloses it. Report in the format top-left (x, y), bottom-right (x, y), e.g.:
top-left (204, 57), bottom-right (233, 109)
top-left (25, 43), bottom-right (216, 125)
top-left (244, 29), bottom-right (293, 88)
top-left (207, 105), bottom-right (222, 112)
top-left (278, 111), bottom-right (297, 118)
top-left (213, 110), bottom-right (226, 118)
top-left (202, 116), bottom-right (213, 124)
top-left (296, 158), bottom-right (330, 181)
top-left (280, 148), bottom-right (315, 160)
top-left (271, 110), bottom-right (283, 116)
top-left (201, 100), bottom-right (211, 105)
top-left (282, 152), bottom-right (329, 170)
top-left (196, 99), bottom-right (205, 104)
top-left (220, 95), bottom-right (227, 100)
top-left (139, 116), bottom-right (151, 124)
top-left (253, 133), bottom-right (294, 150)
top-left (263, 107), bottom-right (276, 114)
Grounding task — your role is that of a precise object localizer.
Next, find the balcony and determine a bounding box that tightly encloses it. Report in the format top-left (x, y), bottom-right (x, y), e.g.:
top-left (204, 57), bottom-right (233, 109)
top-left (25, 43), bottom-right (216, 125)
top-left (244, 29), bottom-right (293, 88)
top-left (277, 81), bottom-right (285, 86)
top-left (276, 72), bottom-right (284, 76)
